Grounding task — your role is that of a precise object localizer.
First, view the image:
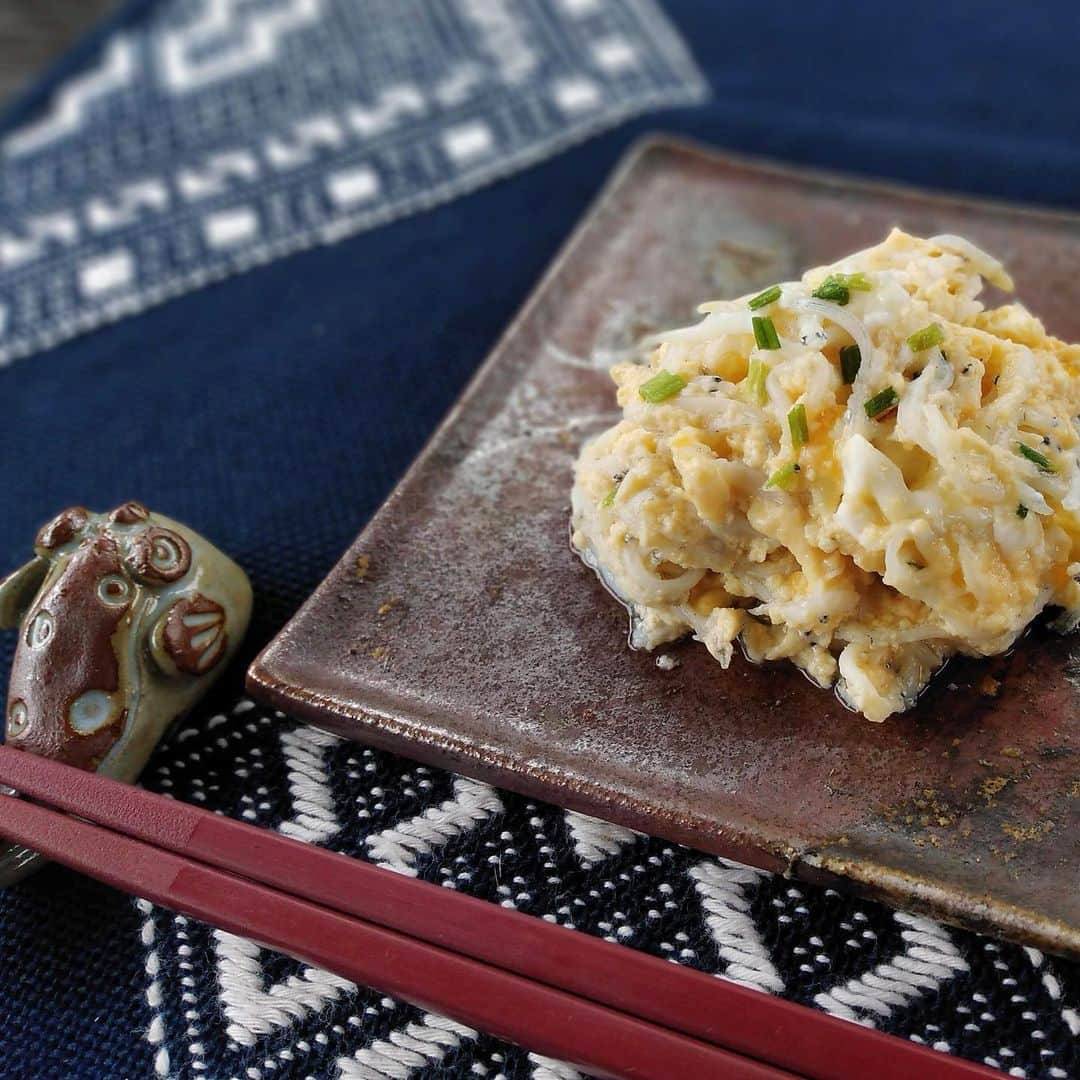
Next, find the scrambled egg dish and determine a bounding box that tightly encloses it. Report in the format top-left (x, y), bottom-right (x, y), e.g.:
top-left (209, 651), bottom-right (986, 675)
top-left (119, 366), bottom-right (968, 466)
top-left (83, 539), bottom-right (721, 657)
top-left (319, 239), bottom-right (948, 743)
top-left (570, 230), bottom-right (1080, 722)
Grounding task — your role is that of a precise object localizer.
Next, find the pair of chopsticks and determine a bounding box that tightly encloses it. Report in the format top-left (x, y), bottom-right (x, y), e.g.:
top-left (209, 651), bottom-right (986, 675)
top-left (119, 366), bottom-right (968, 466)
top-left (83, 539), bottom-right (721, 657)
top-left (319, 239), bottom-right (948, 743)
top-left (0, 746), bottom-right (998, 1080)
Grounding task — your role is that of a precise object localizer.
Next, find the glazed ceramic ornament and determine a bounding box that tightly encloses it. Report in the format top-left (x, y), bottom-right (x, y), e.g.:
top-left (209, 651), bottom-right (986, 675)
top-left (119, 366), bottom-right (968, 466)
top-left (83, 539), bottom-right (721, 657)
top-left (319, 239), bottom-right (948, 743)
top-left (0, 502), bottom-right (252, 885)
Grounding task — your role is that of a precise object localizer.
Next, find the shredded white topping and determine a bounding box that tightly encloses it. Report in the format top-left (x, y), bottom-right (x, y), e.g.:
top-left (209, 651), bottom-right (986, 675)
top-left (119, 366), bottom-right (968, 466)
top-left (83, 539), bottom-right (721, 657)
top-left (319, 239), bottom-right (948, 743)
top-left (570, 229), bottom-right (1080, 722)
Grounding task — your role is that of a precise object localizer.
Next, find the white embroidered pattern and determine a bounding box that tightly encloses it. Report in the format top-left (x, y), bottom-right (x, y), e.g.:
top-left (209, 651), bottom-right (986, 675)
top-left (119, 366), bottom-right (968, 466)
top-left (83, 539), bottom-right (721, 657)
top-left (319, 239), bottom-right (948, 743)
top-left (366, 776), bottom-right (503, 876)
top-left (78, 249), bottom-right (135, 298)
top-left (3, 38), bottom-right (136, 156)
top-left (0, 211), bottom-right (80, 270)
top-left (203, 207), bottom-right (261, 250)
top-left (336, 1012), bottom-right (476, 1079)
top-left (86, 179), bottom-right (170, 233)
top-left (137, 898), bottom-right (172, 1079)
top-left (690, 858), bottom-right (785, 994)
top-left (325, 166), bottom-right (381, 208)
top-left (264, 113), bottom-right (347, 169)
top-left (814, 912), bottom-right (968, 1026)
top-left (564, 809), bottom-right (639, 867)
top-left (278, 726), bottom-right (342, 843)
top-left (214, 929), bottom-right (356, 1047)
top-left (1027, 947), bottom-right (1080, 1038)
top-left (178, 150), bottom-right (261, 202)
top-left (343, 85), bottom-right (426, 139)
top-left (0, 0), bottom-right (707, 366)
top-left (441, 121), bottom-right (496, 165)
top-left (529, 1053), bottom-right (584, 1080)
top-left (158, 0), bottom-right (322, 94)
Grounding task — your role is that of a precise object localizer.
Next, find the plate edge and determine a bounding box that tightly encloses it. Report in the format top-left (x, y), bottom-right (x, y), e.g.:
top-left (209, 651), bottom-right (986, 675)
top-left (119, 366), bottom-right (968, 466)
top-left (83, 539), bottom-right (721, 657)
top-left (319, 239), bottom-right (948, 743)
top-left (246, 133), bottom-right (1080, 959)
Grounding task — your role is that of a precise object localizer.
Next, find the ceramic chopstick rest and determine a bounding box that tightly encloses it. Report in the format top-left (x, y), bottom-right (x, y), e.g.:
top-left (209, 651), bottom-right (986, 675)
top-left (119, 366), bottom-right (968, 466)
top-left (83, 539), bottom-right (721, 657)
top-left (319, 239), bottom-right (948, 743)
top-left (0, 502), bottom-right (252, 886)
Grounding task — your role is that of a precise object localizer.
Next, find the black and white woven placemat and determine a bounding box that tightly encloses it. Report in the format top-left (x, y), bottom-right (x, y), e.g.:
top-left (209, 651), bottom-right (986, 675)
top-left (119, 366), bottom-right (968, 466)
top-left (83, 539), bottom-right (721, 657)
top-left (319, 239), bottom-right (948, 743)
top-left (118, 689), bottom-right (1079, 1080)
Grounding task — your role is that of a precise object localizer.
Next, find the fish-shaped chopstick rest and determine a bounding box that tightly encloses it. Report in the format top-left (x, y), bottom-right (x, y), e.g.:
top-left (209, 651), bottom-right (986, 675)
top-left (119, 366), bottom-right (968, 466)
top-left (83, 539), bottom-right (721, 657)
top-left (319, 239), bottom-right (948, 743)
top-left (0, 502), bottom-right (252, 886)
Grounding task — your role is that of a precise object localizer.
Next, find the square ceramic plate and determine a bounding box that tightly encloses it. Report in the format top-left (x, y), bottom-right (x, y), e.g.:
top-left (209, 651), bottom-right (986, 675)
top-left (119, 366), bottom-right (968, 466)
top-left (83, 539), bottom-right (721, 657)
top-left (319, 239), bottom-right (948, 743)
top-left (249, 137), bottom-right (1080, 958)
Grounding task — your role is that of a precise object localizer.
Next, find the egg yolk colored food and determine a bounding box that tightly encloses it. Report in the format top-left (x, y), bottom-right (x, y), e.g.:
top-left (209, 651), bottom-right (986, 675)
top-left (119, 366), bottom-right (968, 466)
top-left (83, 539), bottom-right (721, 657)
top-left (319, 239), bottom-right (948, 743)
top-left (570, 230), bottom-right (1080, 722)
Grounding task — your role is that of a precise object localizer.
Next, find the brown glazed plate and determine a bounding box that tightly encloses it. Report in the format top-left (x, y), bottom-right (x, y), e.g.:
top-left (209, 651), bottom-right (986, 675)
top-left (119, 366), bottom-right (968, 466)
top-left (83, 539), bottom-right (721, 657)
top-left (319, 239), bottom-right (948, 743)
top-left (248, 137), bottom-right (1080, 958)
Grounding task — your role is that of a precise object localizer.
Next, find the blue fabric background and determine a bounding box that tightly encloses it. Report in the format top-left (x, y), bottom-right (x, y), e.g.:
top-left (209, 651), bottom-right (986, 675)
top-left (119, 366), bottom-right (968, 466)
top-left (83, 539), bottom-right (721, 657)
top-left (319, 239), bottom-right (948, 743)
top-left (2, 2), bottom-right (1080, 1077)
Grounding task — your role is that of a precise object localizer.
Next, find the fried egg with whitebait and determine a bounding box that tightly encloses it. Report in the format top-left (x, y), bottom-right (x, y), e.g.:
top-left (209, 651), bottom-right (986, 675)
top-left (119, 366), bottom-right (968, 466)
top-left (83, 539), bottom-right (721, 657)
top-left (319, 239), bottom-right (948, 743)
top-left (570, 230), bottom-right (1080, 722)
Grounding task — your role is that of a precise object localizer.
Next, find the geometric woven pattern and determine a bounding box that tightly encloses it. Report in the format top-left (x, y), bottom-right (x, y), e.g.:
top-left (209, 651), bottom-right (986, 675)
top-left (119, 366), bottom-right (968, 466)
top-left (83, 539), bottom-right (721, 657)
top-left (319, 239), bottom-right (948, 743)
top-left (135, 696), bottom-right (1080, 1079)
top-left (0, 0), bottom-right (704, 368)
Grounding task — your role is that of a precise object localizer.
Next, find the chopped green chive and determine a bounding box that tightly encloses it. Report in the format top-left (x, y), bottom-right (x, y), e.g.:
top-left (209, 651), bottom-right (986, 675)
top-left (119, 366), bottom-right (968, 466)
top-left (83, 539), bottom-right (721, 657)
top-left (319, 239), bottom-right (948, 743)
top-left (639, 370), bottom-right (686, 403)
top-left (1016, 503), bottom-right (1029, 519)
top-left (752, 315), bottom-right (781, 350)
top-left (748, 285), bottom-right (781, 310)
top-left (788, 404), bottom-right (809, 450)
top-left (1017, 442), bottom-right (1055, 473)
top-left (839, 344), bottom-right (862, 384)
top-left (906, 323), bottom-right (945, 351)
top-left (746, 357), bottom-right (769, 404)
top-left (601, 485), bottom-right (619, 508)
top-left (810, 272), bottom-right (872, 306)
top-left (839, 271), bottom-right (872, 292)
top-left (765, 462), bottom-right (799, 490)
top-left (864, 386), bottom-right (899, 419)
top-left (811, 276), bottom-right (850, 305)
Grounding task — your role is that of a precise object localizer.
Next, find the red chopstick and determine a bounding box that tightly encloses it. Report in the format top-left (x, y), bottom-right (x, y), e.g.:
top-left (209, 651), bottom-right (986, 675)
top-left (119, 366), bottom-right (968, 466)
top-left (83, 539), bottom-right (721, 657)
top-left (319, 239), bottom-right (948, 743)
top-left (0, 746), bottom-right (998, 1080)
top-left (0, 791), bottom-right (786, 1080)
